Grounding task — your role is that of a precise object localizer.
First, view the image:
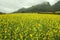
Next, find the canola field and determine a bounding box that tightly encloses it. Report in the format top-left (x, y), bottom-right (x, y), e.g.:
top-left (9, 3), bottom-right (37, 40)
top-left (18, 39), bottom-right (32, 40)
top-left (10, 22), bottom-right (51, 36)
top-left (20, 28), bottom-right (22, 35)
top-left (0, 13), bottom-right (60, 40)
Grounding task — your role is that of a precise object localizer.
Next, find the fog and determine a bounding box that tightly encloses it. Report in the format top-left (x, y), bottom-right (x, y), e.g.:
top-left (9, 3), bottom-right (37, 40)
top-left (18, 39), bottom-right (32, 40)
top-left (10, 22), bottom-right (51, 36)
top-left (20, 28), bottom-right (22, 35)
top-left (0, 0), bottom-right (59, 13)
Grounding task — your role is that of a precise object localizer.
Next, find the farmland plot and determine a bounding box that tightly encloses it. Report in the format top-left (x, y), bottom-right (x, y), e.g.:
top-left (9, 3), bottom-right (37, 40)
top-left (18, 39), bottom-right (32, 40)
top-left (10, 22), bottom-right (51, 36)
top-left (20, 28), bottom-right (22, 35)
top-left (0, 13), bottom-right (60, 40)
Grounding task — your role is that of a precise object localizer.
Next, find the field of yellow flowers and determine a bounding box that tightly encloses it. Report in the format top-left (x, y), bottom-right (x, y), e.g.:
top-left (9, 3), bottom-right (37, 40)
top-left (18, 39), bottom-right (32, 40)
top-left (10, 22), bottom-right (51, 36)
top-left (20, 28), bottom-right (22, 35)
top-left (0, 13), bottom-right (60, 40)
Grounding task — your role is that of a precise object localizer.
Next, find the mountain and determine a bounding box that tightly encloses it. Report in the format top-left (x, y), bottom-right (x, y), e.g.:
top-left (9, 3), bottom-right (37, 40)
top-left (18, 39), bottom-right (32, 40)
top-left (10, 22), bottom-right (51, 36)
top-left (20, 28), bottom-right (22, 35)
top-left (13, 2), bottom-right (52, 13)
top-left (52, 1), bottom-right (60, 12)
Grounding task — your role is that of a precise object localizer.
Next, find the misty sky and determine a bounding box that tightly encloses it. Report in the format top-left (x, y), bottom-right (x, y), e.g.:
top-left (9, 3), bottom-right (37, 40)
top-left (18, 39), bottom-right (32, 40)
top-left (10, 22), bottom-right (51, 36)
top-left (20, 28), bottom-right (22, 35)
top-left (0, 0), bottom-right (59, 13)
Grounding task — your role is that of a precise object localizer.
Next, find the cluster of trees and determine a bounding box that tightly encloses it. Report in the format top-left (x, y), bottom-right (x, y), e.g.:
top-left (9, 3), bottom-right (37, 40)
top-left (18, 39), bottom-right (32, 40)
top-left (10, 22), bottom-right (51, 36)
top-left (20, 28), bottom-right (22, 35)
top-left (14, 1), bottom-right (60, 13)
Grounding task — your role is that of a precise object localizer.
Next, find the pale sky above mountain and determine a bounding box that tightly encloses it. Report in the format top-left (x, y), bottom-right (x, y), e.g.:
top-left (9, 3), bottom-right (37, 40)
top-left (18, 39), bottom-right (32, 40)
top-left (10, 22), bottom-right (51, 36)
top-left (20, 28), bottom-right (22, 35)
top-left (0, 0), bottom-right (59, 13)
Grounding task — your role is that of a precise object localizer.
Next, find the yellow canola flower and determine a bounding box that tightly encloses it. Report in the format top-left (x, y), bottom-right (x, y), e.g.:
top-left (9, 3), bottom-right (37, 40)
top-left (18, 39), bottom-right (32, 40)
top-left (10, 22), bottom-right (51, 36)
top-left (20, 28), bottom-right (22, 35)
top-left (5, 30), bottom-right (7, 33)
top-left (38, 24), bottom-right (42, 26)
top-left (4, 28), bottom-right (8, 33)
top-left (5, 36), bottom-right (7, 39)
top-left (43, 37), bottom-right (46, 40)
top-left (36, 34), bottom-right (38, 37)
top-left (30, 34), bottom-right (33, 38)
top-left (53, 29), bottom-right (57, 33)
top-left (20, 34), bottom-right (23, 39)
top-left (15, 27), bottom-right (19, 32)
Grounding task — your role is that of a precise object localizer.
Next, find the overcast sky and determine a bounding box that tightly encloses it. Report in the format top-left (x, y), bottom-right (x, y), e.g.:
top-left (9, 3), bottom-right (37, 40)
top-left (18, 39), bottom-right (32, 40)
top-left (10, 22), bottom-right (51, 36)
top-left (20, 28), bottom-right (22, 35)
top-left (0, 0), bottom-right (59, 13)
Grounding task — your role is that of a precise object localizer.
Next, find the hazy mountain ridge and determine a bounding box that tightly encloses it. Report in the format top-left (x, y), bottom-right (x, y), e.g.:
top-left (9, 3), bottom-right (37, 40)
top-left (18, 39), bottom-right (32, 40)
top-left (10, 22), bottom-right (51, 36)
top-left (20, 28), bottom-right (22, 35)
top-left (14, 1), bottom-right (60, 13)
top-left (0, 1), bottom-right (60, 13)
